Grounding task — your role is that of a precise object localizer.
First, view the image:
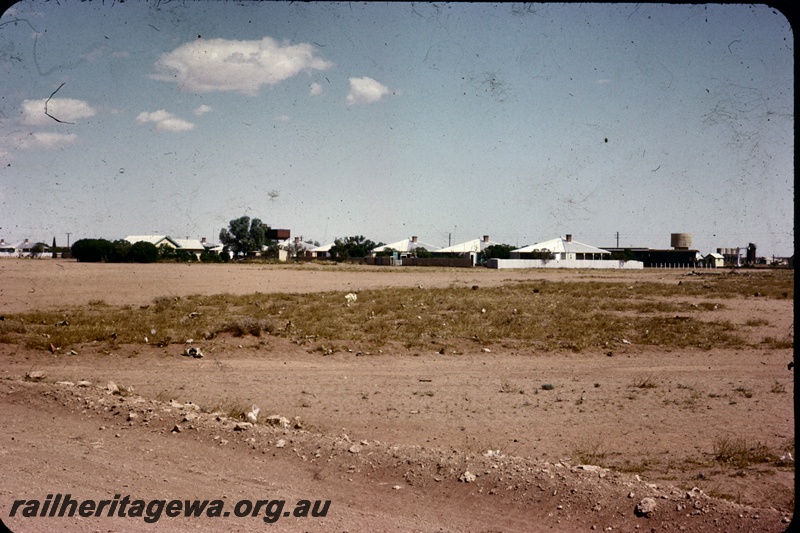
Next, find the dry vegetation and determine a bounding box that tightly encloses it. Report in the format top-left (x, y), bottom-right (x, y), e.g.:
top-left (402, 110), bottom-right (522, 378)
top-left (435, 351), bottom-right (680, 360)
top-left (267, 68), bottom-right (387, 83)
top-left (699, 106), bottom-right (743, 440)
top-left (1, 270), bottom-right (793, 355)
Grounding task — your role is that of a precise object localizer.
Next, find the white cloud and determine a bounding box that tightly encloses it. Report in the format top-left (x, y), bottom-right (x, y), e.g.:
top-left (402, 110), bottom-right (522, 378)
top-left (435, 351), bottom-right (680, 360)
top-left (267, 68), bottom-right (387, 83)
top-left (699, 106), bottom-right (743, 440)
top-left (21, 98), bottom-right (97, 125)
top-left (310, 82), bottom-right (323, 96)
top-left (152, 37), bottom-right (333, 95)
top-left (346, 76), bottom-right (391, 105)
top-left (135, 110), bottom-right (195, 132)
top-left (193, 104), bottom-right (213, 116)
top-left (8, 132), bottom-right (78, 149)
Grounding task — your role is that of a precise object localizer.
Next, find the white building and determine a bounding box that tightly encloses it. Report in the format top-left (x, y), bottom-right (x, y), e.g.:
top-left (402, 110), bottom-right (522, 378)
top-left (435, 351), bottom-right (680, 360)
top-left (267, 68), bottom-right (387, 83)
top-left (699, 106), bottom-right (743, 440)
top-left (370, 236), bottom-right (440, 258)
top-left (436, 235), bottom-right (501, 266)
top-left (490, 234), bottom-right (643, 269)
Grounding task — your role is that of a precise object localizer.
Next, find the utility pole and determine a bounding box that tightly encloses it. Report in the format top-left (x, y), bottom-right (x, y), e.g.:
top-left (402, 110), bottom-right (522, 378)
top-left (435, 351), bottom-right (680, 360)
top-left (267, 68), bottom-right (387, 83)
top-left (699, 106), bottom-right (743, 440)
top-left (615, 231), bottom-right (619, 248)
top-left (66, 232), bottom-right (72, 249)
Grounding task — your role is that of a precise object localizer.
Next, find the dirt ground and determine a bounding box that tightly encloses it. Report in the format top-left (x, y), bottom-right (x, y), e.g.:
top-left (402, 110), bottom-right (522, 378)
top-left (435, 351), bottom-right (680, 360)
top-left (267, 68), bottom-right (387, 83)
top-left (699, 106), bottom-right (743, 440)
top-left (0, 259), bottom-right (795, 532)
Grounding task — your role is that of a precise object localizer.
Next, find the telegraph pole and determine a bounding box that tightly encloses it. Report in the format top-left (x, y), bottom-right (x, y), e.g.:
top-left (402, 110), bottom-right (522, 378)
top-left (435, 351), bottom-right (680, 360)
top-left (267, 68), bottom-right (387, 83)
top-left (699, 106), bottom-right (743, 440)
top-left (66, 232), bottom-right (72, 249)
top-left (615, 231), bottom-right (619, 248)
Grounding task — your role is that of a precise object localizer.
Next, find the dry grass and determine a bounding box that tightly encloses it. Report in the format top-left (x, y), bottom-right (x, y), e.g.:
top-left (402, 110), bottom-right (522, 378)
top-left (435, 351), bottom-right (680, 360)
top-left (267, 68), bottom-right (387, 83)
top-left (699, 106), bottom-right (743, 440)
top-left (713, 437), bottom-right (778, 468)
top-left (0, 270), bottom-right (791, 353)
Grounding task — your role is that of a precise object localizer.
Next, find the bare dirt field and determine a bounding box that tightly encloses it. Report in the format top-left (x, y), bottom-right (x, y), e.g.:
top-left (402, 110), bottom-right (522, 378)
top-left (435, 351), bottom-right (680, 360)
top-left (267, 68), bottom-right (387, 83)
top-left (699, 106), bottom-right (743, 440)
top-left (0, 259), bottom-right (794, 532)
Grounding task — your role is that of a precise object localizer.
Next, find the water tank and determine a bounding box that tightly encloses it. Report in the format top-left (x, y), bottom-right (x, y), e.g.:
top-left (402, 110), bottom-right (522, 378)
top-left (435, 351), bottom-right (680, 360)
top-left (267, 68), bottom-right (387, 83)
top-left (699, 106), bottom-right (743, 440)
top-left (670, 233), bottom-right (692, 250)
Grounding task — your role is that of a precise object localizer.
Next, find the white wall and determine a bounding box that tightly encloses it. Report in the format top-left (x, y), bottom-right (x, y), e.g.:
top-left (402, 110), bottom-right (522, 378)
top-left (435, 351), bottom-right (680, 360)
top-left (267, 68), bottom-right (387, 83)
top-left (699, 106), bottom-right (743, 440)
top-left (487, 259), bottom-right (644, 270)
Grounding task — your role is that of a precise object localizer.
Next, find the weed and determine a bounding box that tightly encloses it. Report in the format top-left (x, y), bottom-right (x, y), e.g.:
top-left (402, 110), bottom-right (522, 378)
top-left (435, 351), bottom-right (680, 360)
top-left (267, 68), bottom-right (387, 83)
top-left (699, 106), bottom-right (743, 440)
top-left (540, 383), bottom-right (554, 391)
top-left (713, 436), bottom-right (777, 468)
top-left (771, 381), bottom-right (787, 394)
top-left (632, 375), bottom-right (658, 389)
top-left (573, 442), bottom-right (609, 466)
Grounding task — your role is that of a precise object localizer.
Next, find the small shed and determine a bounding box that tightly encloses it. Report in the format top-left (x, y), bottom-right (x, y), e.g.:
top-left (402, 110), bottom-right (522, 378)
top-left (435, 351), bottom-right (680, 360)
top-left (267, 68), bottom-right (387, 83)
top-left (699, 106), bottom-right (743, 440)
top-left (704, 253), bottom-right (725, 268)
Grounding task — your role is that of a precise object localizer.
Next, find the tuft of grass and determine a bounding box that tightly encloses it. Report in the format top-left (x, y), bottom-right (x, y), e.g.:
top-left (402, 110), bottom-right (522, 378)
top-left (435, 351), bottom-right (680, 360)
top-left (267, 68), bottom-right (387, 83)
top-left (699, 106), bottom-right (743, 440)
top-left (573, 442), bottom-right (609, 466)
top-left (713, 436), bottom-right (777, 468)
top-left (202, 398), bottom-right (250, 421)
top-left (540, 383), bottom-right (554, 391)
top-left (631, 375), bottom-right (658, 389)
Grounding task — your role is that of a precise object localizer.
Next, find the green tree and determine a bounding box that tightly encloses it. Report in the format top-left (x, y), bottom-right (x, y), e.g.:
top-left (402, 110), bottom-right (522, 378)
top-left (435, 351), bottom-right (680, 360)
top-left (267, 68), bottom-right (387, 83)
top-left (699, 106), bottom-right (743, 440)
top-left (219, 216), bottom-right (268, 257)
top-left (109, 239), bottom-right (132, 262)
top-left (329, 235), bottom-right (381, 262)
top-left (411, 247), bottom-right (432, 258)
top-left (71, 239), bottom-right (114, 262)
top-left (481, 244), bottom-right (515, 261)
top-left (129, 241), bottom-right (159, 263)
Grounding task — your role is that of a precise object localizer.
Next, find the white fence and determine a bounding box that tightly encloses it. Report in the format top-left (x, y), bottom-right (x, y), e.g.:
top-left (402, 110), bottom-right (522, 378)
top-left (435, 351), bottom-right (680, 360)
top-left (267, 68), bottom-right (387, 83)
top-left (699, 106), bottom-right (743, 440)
top-left (487, 258), bottom-right (644, 270)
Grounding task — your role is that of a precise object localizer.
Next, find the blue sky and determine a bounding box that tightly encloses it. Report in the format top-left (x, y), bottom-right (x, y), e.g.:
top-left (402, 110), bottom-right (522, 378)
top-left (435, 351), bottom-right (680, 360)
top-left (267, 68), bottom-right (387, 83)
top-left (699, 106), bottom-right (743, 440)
top-left (0, 2), bottom-right (793, 257)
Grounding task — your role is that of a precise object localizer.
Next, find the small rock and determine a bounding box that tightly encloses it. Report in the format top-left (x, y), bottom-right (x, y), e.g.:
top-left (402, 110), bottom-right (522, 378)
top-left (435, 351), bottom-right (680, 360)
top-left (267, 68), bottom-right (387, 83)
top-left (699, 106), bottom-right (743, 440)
top-left (459, 471), bottom-right (477, 483)
top-left (264, 415), bottom-right (291, 428)
top-left (69, 349), bottom-right (78, 356)
top-left (634, 498), bottom-right (657, 518)
top-left (77, 380), bottom-right (91, 387)
top-left (392, 485), bottom-right (402, 490)
top-left (275, 439), bottom-right (287, 448)
top-left (183, 347), bottom-right (203, 358)
top-left (55, 381), bottom-right (75, 387)
top-left (171, 425), bottom-right (181, 433)
top-left (25, 371), bottom-right (46, 381)
top-left (348, 444), bottom-right (362, 454)
top-left (246, 405), bottom-right (260, 424)
top-left (234, 422), bottom-right (253, 431)
top-left (106, 381), bottom-right (119, 393)
top-left (127, 412), bottom-right (139, 421)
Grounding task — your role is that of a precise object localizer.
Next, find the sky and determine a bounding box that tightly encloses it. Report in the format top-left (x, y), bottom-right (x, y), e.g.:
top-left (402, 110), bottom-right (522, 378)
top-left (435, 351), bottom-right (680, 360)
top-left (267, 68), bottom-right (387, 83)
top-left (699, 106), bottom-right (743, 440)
top-left (0, 2), bottom-right (794, 257)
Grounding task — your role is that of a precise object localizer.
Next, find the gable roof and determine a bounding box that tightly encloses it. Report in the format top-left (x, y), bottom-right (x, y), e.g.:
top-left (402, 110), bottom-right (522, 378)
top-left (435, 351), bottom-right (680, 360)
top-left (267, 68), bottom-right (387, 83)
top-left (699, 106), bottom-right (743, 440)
top-left (124, 235), bottom-right (180, 248)
top-left (438, 237), bottom-right (501, 254)
top-left (372, 238), bottom-right (440, 253)
top-left (513, 237), bottom-right (610, 255)
top-left (172, 238), bottom-right (206, 250)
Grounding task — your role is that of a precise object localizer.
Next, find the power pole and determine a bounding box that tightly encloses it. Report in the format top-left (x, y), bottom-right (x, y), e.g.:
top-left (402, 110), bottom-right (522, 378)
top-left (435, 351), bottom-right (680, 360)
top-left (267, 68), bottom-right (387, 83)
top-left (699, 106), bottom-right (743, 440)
top-left (66, 232), bottom-right (72, 249)
top-left (615, 231), bottom-right (619, 248)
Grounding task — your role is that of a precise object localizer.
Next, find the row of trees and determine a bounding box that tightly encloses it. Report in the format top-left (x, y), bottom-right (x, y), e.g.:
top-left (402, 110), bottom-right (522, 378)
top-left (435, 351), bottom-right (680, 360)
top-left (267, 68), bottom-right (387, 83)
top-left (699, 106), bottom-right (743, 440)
top-left (70, 239), bottom-right (230, 263)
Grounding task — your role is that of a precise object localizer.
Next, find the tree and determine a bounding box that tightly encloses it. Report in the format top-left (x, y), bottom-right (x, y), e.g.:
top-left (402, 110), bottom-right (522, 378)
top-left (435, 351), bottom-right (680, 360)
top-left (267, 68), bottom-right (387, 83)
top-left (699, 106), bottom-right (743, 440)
top-left (411, 247), bottom-right (432, 258)
top-left (481, 244), bottom-right (515, 261)
top-left (219, 216), bottom-right (269, 257)
top-left (129, 241), bottom-right (159, 263)
top-left (71, 239), bottom-right (114, 262)
top-left (329, 235), bottom-right (381, 262)
top-left (109, 239), bottom-right (132, 262)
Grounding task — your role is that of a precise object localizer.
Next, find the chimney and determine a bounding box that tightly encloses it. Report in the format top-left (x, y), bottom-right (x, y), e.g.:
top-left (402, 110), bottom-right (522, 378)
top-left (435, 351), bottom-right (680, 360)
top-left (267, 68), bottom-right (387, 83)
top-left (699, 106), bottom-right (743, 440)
top-left (483, 235), bottom-right (489, 243)
top-left (0, 239), bottom-right (4, 245)
top-left (565, 234), bottom-right (572, 242)
top-left (24, 238), bottom-right (29, 245)
top-left (411, 236), bottom-right (418, 243)
top-left (201, 237), bottom-right (206, 244)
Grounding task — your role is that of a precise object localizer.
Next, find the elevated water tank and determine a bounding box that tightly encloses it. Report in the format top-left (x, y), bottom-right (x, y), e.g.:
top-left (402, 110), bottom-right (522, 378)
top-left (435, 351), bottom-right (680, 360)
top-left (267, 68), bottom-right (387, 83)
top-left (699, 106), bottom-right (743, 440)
top-left (670, 233), bottom-right (692, 250)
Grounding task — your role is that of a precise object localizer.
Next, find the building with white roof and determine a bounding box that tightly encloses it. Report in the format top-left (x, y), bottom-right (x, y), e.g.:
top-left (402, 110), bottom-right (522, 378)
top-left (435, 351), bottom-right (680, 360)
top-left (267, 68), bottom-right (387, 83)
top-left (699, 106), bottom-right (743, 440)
top-left (370, 236), bottom-right (440, 257)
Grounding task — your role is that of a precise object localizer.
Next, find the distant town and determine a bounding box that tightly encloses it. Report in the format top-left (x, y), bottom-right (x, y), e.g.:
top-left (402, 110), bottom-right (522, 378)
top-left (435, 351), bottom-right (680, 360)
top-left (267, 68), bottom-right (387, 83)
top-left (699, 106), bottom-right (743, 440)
top-left (0, 219), bottom-right (793, 270)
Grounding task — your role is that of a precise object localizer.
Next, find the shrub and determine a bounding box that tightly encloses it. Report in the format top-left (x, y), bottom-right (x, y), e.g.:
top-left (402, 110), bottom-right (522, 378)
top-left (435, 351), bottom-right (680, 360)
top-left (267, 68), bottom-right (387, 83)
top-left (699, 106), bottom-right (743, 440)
top-left (129, 241), bottom-right (159, 263)
top-left (71, 238), bottom-right (114, 262)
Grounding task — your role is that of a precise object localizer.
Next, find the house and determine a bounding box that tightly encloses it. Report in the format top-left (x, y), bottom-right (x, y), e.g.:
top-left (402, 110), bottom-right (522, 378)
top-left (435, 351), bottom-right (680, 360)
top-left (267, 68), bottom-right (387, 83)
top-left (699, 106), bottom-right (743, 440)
top-left (279, 237), bottom-right (317, 260)
top-left (0, 239), bottom-right (17, 258)
top-left (309, 243), bottom-right (333, 259)
top-left (172, 238), bottom-right (207, 260)
top-left (704, 253), bottom-right (725, 268)
top-left (511, 234), bottom-right (610, 261)
top-left (2, 238), bottom-right (47, 258)
top-left (370, 236), bottom-right (440, 258)
top-left (124, 235), bottom-right (181, 250)
top-left (436, 235), bottom-right (501, 266)
top-left (490, 234), bottom-right (642, 269)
